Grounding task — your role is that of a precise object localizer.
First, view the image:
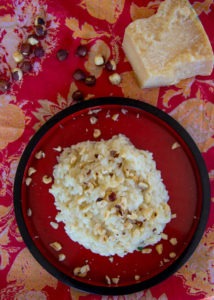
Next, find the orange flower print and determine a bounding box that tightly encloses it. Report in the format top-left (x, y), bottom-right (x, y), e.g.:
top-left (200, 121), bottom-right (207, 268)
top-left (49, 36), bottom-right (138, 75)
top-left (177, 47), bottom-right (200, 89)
top-left (6, 248), bottom-right (57, 291)
top-left (79, 0), bottom-right (125, 24)
top-left (120, 71), bottom-right (159, 107)
top-left (177, 226), bottom-right (214, 297)
top-left (170, 98), bottom-right (214, 152)
top-left (0, 104), bottom-right (25, 150)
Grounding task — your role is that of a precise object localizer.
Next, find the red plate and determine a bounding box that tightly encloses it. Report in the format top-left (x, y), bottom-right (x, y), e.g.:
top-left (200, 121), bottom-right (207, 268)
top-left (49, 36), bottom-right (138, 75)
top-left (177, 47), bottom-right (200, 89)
top-left (14, 97), bottom-right (210, 295)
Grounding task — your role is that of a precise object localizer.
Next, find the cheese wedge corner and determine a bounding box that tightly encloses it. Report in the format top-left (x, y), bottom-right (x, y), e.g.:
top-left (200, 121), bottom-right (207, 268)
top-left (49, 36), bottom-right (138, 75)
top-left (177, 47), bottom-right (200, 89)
top-left (122, 0), bottom-right (214, 88)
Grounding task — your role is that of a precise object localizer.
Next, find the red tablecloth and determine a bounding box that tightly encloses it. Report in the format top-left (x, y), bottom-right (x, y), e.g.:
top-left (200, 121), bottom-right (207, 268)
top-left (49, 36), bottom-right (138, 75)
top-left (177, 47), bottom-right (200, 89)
top-left (0, 0), bottom-right (214, 299)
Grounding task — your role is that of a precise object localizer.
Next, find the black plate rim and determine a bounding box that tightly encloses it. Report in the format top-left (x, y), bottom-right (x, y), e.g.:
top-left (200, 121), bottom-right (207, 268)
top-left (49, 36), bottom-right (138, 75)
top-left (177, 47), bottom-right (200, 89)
top-left (13, 96), bottom-right (210, 295)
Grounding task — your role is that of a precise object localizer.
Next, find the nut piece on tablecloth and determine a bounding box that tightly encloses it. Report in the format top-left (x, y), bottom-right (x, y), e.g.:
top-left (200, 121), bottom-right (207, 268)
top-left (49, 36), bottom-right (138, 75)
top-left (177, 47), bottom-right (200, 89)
top-left (20, 61), bottom-right (33, 73)
top-left (27, 35), bottom-right (39, 46)
top-left (12, 68), bottom-right (23, 81)
top-left (35, 25), bottom-right (46, 37)
top-left (0, 79), bottom-right (10, 93)
top-left (105, 59), bottom-right (117, 71)
top-left (13, 51), bottom-right (24, 63)
top-left (73, 69), bottom-right (86, 81)
top-left (57, 49), bottom-right (69, 61)
top-left (85, 75), bottom-right (96, 86)
top-left (94, 54), bottom-right (105, 66)
top-left (34, 46), bottom-right (45, 58)
top-left (34, 16), bottom-right (46, 26)
top-left (20, 43), bottom-right (32, 57)
top-left (72, 90), bottom-right (84, 102)
top-left (76, 45), bottom-right (88, 57)
top-left (109, 73), bottom-right (121, 85)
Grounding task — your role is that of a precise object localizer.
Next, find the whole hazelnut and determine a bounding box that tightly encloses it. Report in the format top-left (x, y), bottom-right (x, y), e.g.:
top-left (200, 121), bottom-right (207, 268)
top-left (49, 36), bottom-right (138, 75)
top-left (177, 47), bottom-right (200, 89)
top-left (34, 46), bottom-right (45, 58)
top-left (34, 16), bottom-right (45, 26)
top-left (35, 25), bottom-right (46, 37)
top-left (20, 61), bottom-right (32, 73)
top-left (76, 45), bottom-right (88, 57)
top-left (73, 69), bottom-right (86, 81)
top-left (20, 43), bottom-right (31, 57)
top-left (0, 79), bottom-right (10, 93)
top-left (12, 68), bottom-right (23, 81)
top-left (85, 75), bottom-right (96, 86)
top-left (72, 90), bottom-right (84, 101)
top-left (56, 49), bottom-right (69, 61)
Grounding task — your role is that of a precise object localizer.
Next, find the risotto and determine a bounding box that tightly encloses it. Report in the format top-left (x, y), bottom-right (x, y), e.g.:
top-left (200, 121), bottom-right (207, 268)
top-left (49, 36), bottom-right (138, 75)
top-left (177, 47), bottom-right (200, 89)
top-left (49, 134), bottom-right (171, 257)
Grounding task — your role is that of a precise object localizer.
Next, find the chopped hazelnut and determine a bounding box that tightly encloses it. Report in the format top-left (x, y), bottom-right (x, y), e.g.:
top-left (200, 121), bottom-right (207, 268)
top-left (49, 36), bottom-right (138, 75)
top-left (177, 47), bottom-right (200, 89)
top-left (112, 114), bottom-right (119, 121)
top-left (94, 55), bottom-right (105, 66)
top-left (108, 192), bottom-right (116, 201)
top-left (27, 208), bottom-right (32, 216)
top-left (25, 177), bottom-right (32, 186)
top-left (171, 142), bottom-right (180, 150)
top-left (13, 51), bottom-right (24, 63)
top-left (93, 129), bottom-right (101, 138)
top-left (42, 175), bottom-right (52, 184)
top-left (112, 277), bottom-right (120, 284)
top-left (58, 253), bottom-right (66, 261)
top-left (169, 237), bottom-right (178, 246)
top-left (142, 248), bottom-right (152, 254)
top-left (35, 150), bottom-right (45, 159)
top-left (70, 154), bottom-right (77, 165)
top-left (49, 242), bottom-right (62, 251)
top-left (50, 221), bottom-right (59, 229)
top-left (155, 243), bottom-right (163, 255)
top-left (90, 116), bottom-right (98, 124)
top-left (169, 252), bottom-right (176, 258)
top-left (138, 181), bottom-right (149, 190)
top-left (171, 213), bottom-right (177, 219)
top-left (105, 59), bottom-right (117, 71)
top-left (27, 35), bottom-right (39, 45)
top-left (121, 108), bottom-right (128, 114)
top-left (105, 275), bottom-right (111, 285)
top-left (109, 257), bottom-right (114, 263)
top-left (73, 264), bottom-right (90, 277)
top-left (53, 146), bottom-right (62, 152)
top-left (109, 73), bottom-right (121, 85)
top-left (28, 167), bottom-right (36, 176)
top-left (110, 150), bottom-right (119, 158)
top-left (12, 68), bottom-right (23, 81)
top-left (161, 233), bottom-right (168, 240)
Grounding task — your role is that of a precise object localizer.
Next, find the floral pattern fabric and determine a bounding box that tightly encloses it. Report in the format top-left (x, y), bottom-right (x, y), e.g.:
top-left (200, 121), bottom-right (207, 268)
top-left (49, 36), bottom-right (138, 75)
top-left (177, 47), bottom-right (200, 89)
top-left (0, 0), bottom-right (214, 299)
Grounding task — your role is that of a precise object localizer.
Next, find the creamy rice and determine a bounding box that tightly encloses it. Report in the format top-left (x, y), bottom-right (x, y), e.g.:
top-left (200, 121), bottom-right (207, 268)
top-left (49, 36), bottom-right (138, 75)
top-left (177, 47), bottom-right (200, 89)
top-left (49, 134), bottom-right (171, 257)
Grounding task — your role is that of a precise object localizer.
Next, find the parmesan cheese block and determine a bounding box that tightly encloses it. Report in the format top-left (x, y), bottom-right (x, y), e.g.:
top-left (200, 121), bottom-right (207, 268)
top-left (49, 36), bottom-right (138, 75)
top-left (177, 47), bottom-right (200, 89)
top-left (122, 0), bottom-right (214, 88)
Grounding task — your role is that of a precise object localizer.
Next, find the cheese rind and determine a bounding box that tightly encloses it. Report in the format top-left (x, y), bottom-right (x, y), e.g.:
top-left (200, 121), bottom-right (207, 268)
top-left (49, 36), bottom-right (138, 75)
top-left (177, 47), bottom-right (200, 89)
top-left (122, 0), bottom-right (214, 88)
